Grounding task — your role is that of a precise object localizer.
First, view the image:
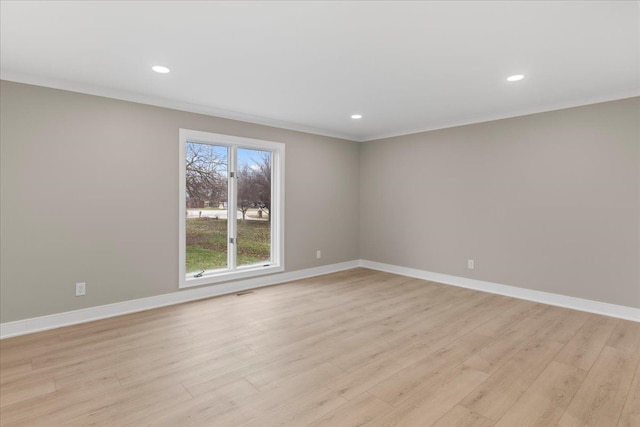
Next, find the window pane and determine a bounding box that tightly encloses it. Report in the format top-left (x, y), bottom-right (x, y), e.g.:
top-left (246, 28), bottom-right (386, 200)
top-left (237, 148), bottom-right (271, 267)
top-left (185, 142), bottom-right (228, 273)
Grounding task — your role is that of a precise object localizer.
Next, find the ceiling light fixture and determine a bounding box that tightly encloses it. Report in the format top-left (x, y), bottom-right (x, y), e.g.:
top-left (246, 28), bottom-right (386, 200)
top-left (506, 74), bottom-right (524, 82)
top-left (152, 65), bottom-right (170, 74)
top-left (351, 114), bottom-right (363, 119)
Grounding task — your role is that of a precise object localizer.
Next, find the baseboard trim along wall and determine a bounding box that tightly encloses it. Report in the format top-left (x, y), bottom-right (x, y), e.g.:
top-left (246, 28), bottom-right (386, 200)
top-left (360, 260), bottom-right (640, 323)
top-left (3, 258), bottom-right (638, 339)
top-left (0, 260), bottom-right (360, 339)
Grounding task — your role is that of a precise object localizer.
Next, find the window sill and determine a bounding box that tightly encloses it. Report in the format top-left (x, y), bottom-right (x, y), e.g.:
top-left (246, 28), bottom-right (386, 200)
top-left (179, 264), bottom-right (284, 289)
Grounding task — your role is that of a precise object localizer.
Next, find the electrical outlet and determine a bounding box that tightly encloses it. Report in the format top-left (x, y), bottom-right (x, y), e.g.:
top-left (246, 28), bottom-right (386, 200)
top-left (467, 259), bottom-right (475, 270)
top-left (75, 282), bottom-right (86, 296)
top-left (316, 250), bottom-right (322, 259)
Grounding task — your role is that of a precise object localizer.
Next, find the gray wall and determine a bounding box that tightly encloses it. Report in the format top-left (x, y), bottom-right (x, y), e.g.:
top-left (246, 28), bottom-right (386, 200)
top-left (360, 97), bottom-right (640, 308)
top-left (0, 81), bottom-right (360, 322)
top-left (1, 81), bottom-right (638, 324)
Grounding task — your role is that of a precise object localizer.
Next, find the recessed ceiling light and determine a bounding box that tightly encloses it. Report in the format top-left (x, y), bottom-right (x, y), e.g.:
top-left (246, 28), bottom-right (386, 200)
top-left (507, 74), bottom-right (524, 82)
top-left (152, 65), bottom-right (170, 74)
top-left (351, 114), bottom-right (363, 119)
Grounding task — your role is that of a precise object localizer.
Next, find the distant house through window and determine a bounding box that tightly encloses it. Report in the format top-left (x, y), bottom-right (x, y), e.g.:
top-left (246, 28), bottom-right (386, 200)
top-left (179, 129), bottom-right (284, 288)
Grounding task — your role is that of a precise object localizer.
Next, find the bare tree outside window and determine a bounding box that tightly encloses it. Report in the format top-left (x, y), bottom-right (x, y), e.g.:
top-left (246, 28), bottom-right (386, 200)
top-left (237, 164), bottom-right (256, 221)
top-left (253, 152), bottom-right (272, 219)
top-left (237, 148), bottom-right (272, 266)
top-left (185, 142), bottom-right (228, 273)
top-left (185, 143), bottom-right (227, 210)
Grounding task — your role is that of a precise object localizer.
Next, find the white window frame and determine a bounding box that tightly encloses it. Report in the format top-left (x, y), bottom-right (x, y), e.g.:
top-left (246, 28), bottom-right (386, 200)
top-left (179, 129), bottom-right (285, 288)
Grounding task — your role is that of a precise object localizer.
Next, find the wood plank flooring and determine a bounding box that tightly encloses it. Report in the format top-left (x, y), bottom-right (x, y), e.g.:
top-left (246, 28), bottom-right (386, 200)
top-left (1, 268), bottom-right (638, 426)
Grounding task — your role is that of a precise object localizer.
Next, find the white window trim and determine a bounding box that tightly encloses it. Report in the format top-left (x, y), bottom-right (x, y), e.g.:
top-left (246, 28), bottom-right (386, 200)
top-left (179, 129), bottom-right (285, 289)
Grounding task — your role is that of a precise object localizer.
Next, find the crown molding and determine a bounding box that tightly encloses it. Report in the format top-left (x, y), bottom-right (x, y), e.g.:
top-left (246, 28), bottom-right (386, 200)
top-left (361, 90), bottom-right (640, 142)
top-left (2, 71), bottom-right (637, 144)
top-left (0, 71), bottom-right (360, 142)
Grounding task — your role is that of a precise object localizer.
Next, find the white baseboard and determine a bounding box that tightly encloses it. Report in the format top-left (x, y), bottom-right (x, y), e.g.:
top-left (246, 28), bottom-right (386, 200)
top-left (0, 260), bottom-right (360, 339)
top-left (359, 260), bottom-right (640, 322)
top-left (3, 258), bottom-right (637, 339)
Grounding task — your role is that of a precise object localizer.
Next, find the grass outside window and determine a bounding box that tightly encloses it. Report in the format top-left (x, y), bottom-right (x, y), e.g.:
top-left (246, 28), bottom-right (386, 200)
top-left (186, 218), bottom-right (270, 273)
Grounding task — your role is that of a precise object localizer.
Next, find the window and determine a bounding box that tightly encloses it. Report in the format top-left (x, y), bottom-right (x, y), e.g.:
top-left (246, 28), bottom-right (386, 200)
top-left (179, 129), bottom-right (284, 288)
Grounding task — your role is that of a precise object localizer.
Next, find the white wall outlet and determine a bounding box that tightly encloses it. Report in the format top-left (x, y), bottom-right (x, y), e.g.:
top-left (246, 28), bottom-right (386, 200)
top-left (75, 282), bottom-right (86, 296)
top-left (316, 250), bottom-right (322, 259)
top-left (468, 259), bottom-right (475, 270)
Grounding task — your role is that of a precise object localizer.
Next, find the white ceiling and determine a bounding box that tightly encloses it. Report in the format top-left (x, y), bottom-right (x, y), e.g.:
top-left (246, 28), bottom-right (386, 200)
top-left (1, 1), bottom-right (638, 141)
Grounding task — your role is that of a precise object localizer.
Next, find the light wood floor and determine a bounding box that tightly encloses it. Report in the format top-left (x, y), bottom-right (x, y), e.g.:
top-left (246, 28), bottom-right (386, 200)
top-left (1, 268), bottom-right (638, 426)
